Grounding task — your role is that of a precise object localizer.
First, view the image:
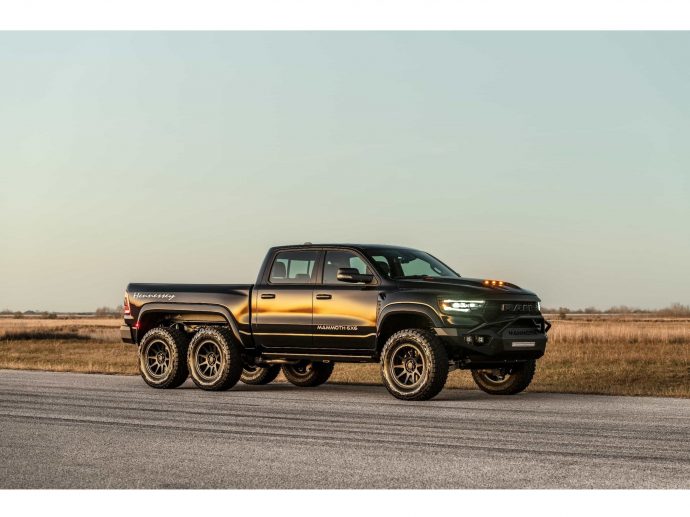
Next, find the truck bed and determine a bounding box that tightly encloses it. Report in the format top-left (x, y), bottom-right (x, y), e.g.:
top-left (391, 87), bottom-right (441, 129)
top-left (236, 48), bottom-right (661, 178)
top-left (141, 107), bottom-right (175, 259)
top-left (125, 283), bottom-right (254, 347)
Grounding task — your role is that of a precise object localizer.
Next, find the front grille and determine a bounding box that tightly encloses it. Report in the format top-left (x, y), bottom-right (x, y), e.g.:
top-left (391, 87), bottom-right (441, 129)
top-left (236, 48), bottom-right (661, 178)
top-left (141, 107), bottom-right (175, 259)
top-left (485, 301), bottom-right (540, 321)
top-left (500, 302), bottom-right (539, 314)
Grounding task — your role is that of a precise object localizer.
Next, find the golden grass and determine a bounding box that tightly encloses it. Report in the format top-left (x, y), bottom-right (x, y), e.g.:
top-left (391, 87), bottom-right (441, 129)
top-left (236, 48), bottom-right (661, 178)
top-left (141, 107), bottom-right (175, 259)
top-left (0, 318), bottom-right (135, 374)
top-left (0, 317), bottom-right (688, 397)
top-left (0, 340), bottom-right (138, 375)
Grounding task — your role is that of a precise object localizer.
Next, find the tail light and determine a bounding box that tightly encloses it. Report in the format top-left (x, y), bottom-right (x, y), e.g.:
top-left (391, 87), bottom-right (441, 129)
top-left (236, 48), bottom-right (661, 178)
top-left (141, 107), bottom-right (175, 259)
top-left (124, 293), bottom-right (131, 317)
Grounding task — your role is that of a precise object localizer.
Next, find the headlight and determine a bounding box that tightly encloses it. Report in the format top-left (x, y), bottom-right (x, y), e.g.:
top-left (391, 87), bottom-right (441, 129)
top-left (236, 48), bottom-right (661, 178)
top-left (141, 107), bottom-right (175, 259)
top-left (439, 299), bottom-right (485, 314)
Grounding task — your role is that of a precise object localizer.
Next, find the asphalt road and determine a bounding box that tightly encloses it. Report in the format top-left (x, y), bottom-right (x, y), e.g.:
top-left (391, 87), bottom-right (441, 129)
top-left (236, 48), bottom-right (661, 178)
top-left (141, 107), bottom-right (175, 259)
top-left (1, 369), bottom-right (689, 488)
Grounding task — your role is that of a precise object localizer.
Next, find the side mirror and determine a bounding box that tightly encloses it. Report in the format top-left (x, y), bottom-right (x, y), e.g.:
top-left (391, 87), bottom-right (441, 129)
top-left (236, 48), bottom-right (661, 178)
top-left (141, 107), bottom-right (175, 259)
top-left (337, 267), bottom-right (374, 284)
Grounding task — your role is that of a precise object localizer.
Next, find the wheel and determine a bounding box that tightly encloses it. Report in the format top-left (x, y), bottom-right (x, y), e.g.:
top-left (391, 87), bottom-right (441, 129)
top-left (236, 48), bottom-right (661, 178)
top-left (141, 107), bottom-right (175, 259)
top-left (138, 327), bottom-right (189, 389)
top-left (282, 361), bottom-right (334, 387)
top-left (187, 327), bottom-right (243, 391)
top-left (471, 360), bottom-right (536, 395)
top-left (240, 364), bottom-right (281, 385)
top-left (380, 329), bottom-right (448, 401)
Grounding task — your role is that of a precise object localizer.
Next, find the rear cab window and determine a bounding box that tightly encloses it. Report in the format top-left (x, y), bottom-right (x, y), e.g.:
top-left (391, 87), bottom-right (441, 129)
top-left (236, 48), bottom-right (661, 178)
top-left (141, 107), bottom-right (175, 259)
top-left (269, 250), bottom-right (318, 284)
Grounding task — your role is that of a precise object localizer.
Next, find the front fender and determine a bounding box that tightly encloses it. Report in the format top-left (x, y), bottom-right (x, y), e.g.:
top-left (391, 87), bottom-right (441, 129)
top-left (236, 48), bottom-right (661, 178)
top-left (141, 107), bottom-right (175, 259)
top-left (377, 301), bottom-right (444, 328)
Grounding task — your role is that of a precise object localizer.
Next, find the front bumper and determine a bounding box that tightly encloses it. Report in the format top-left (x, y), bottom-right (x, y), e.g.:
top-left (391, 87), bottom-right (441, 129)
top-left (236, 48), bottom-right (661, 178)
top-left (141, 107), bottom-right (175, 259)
top-left (435, 315), bottom-right (550, 365)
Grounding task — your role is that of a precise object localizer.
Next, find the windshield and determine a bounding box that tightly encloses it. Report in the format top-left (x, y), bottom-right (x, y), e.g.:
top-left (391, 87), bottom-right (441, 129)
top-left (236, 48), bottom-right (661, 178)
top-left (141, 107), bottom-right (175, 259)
top-left (364, 248), bottom-right (459, 280)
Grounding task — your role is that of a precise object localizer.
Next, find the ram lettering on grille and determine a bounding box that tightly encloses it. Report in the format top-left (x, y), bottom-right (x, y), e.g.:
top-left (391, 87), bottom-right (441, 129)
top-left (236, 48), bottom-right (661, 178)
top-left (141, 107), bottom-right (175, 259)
top-left (501, 303), bottom-right (535, 312)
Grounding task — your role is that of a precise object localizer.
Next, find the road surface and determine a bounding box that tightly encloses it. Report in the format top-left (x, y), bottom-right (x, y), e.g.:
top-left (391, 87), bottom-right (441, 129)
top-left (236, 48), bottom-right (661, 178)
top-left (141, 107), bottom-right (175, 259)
top-left (1, 369), bottom-right (689, 488)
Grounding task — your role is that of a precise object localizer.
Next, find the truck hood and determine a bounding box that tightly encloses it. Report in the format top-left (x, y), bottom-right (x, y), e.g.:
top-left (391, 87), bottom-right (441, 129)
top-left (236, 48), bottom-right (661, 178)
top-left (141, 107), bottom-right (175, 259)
top-left (396, 277), bottom-right (538, 298)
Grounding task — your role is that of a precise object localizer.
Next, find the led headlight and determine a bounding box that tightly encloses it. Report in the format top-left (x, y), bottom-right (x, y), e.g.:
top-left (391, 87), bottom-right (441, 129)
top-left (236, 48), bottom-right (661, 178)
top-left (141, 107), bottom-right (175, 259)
top-left (439, 299), bottom-right (485, 314)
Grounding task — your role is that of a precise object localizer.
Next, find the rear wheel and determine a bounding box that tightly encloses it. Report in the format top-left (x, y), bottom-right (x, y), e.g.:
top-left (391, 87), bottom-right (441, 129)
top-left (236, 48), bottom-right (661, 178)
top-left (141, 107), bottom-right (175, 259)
top-left (187, 327), bottom-right (243, 391)
top-left (471, 360), bottom-right (536, 395)
top-left (138, 327), bottom-right (189, 389)
top-left (282, 361), bottom-right (334, 387)
top-left (380, 329), bottom-right (448, 401)
top-left (241, 364), bottom-right (281, 385)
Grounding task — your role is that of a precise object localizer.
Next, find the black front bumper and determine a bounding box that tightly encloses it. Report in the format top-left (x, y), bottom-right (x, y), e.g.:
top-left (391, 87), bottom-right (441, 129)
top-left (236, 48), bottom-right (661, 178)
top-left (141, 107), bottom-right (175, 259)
top-left (435, 315), bottom-right (550, 366)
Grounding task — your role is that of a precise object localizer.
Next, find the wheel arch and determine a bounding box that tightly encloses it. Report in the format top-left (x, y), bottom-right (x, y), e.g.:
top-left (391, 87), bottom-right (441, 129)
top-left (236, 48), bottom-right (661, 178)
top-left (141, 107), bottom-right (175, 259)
top-left (136, 303), bottom-right (244, 346)
top-left (377, 303), bottom-right (443, 352)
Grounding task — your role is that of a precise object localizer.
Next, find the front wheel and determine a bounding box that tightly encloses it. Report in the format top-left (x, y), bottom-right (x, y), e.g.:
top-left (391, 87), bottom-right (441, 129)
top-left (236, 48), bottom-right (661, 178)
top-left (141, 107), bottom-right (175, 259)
top-left (380, 329), bottom-right (448, 401)
top-left (187, 327), bottom-right (243, 391)
top-left (471, 360), bottom-right (536, 395)
top-left (282, 361), bottom-right (334, 387)
top-left (241, 364), bottom-right (281, 385)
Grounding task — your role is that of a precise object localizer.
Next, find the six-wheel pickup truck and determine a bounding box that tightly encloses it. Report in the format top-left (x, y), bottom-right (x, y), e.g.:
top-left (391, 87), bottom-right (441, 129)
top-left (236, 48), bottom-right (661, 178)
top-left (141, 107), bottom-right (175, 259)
top-left (121, 244), bottom-right (550, 400)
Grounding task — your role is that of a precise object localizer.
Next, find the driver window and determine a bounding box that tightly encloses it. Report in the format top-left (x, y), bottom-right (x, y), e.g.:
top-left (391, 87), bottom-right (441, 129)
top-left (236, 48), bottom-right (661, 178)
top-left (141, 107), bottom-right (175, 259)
top-left (323, 250), bottom-right (372, 284)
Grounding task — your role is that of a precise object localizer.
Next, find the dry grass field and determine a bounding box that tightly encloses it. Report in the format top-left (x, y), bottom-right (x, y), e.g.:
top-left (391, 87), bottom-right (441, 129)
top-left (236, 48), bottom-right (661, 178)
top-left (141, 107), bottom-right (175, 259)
top-left (1, 316), bottom-right (688, 397)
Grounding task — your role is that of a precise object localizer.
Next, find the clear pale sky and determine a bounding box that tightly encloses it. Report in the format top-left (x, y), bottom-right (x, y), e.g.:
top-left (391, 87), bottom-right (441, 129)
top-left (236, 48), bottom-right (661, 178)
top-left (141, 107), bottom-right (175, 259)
top-left (1, 32), bottom-right (688, 311)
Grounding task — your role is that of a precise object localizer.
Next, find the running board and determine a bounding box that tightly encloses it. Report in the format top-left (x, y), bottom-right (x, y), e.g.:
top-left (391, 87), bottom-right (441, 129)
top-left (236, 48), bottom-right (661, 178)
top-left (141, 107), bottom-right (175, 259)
top-left (259, 352), bottom-right (374, 363)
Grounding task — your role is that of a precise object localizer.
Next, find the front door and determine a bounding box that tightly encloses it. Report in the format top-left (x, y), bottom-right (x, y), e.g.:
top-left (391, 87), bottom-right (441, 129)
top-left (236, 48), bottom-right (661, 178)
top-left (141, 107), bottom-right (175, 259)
top-left (312, 249), bottom-right (379, 352)
top-left (253, 249), bottom-right (318, 350)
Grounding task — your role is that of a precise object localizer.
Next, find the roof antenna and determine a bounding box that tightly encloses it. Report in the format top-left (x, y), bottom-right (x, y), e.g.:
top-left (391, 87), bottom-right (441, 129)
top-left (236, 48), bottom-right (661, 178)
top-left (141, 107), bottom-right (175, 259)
top-left (303, 242), bottom-right (312, 245)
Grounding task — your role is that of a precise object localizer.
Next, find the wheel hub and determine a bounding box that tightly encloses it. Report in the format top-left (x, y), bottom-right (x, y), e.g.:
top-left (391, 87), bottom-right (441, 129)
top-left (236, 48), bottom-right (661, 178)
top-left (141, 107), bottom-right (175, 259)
top-left (145, 340), bottom-right (170, 378)
top-left (195, 340), bottom-right (223, 379)
top-left (390, 343), bottom-right (425, 389)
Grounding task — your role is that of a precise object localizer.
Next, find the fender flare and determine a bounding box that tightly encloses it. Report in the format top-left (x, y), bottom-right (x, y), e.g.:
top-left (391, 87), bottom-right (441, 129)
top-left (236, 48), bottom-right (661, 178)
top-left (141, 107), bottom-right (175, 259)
top-left (136, 303), bottom-right (243, 345)
top-left (377, 302), bottom-right (444, 329)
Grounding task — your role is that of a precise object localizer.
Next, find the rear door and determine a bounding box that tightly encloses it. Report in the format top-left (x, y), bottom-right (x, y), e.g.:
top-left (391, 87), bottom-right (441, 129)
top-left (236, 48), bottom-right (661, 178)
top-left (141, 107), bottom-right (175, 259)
top-left (312, 249), bottom-right (379, 352)
top-left (253, 249), bottom-right (319, 350)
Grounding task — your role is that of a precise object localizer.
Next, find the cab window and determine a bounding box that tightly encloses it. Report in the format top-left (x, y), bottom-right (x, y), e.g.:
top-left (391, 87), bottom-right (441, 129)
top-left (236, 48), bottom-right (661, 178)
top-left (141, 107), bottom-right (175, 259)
top-left (269, 250), bottom-right (318, 284)
top-left (322, 250), bottom-right (373, 284)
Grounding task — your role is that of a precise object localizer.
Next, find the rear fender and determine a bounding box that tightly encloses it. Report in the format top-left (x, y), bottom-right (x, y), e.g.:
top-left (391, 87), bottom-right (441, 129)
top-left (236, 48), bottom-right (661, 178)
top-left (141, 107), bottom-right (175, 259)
top-left (136, 303), bottom-right (245, 346)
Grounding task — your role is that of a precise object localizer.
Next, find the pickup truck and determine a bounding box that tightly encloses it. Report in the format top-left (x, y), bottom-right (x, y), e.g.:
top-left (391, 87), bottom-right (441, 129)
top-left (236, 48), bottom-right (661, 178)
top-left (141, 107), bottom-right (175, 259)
top-left (121, 244), bottom-right (550, 401)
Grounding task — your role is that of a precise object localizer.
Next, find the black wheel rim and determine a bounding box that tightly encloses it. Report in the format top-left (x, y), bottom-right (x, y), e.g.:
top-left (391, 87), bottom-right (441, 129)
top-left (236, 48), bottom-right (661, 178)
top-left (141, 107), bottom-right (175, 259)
top-left (478, 368), bottom-right (511, 384)
top-left (195, 340), bottom-right (223, 380)
top-left (243, 364), bottom-right (263, 379)
top-left (145, 340), bottom-right (170, 379)
top-left (389, 343), bottom-right (425, 389)
top-left (290, 361), bottom-right (313, 377)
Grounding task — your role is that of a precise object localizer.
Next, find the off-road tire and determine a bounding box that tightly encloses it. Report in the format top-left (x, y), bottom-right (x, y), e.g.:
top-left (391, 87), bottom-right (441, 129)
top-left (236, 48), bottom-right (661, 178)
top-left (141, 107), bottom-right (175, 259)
top-left (380, 329), bottom-right (448, 401)
top-left (241, 364), bottom-right (281, 385)
top-left (471, 359), bottom-right (536, 395)
top-left (187, 327), bottom-right (243, 391)
top-left (282, 361), bottom-right (334, 387)
top-left (138, 327), bottom-right (190, 389)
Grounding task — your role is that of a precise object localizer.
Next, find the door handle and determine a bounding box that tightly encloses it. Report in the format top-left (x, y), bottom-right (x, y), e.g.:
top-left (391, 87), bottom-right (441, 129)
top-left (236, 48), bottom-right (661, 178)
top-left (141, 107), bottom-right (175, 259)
top-left (261, 293), bottom-right (276, 299)
top-left (315, 294), bottom-right (332, 300)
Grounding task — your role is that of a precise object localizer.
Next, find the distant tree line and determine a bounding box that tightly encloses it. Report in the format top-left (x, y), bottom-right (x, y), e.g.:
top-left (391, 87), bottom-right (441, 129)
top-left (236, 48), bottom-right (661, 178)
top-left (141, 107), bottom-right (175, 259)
top-left (1, 306), bottom-right (124, 319)
top-left (94, 306), bottom-right (124, 318)
top-left (541, 303), bottom-right (690, 319)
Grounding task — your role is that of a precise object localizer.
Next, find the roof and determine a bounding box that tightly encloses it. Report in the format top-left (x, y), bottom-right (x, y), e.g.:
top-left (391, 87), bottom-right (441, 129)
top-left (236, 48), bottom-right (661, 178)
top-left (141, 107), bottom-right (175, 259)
top-left (269, 243), bottom-right (418, 251)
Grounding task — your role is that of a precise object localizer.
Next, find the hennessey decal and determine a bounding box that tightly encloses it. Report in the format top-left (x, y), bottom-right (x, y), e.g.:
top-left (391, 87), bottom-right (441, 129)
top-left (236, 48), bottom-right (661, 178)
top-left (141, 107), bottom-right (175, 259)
top-left (132, 292), bottom-right (176, 301)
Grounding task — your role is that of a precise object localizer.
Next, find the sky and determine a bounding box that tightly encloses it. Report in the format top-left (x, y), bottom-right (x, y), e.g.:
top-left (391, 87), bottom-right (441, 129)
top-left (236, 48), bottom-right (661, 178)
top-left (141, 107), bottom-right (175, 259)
top-left (1, 32), bottom-right (689, 311)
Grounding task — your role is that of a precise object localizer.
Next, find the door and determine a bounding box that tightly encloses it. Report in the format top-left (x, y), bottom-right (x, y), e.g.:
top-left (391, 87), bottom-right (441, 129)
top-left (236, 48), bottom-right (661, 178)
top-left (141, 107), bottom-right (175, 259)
top-left (253, 249), bottom-right (319, 350)
top-left (312, 249), bottom-right (379, 352)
